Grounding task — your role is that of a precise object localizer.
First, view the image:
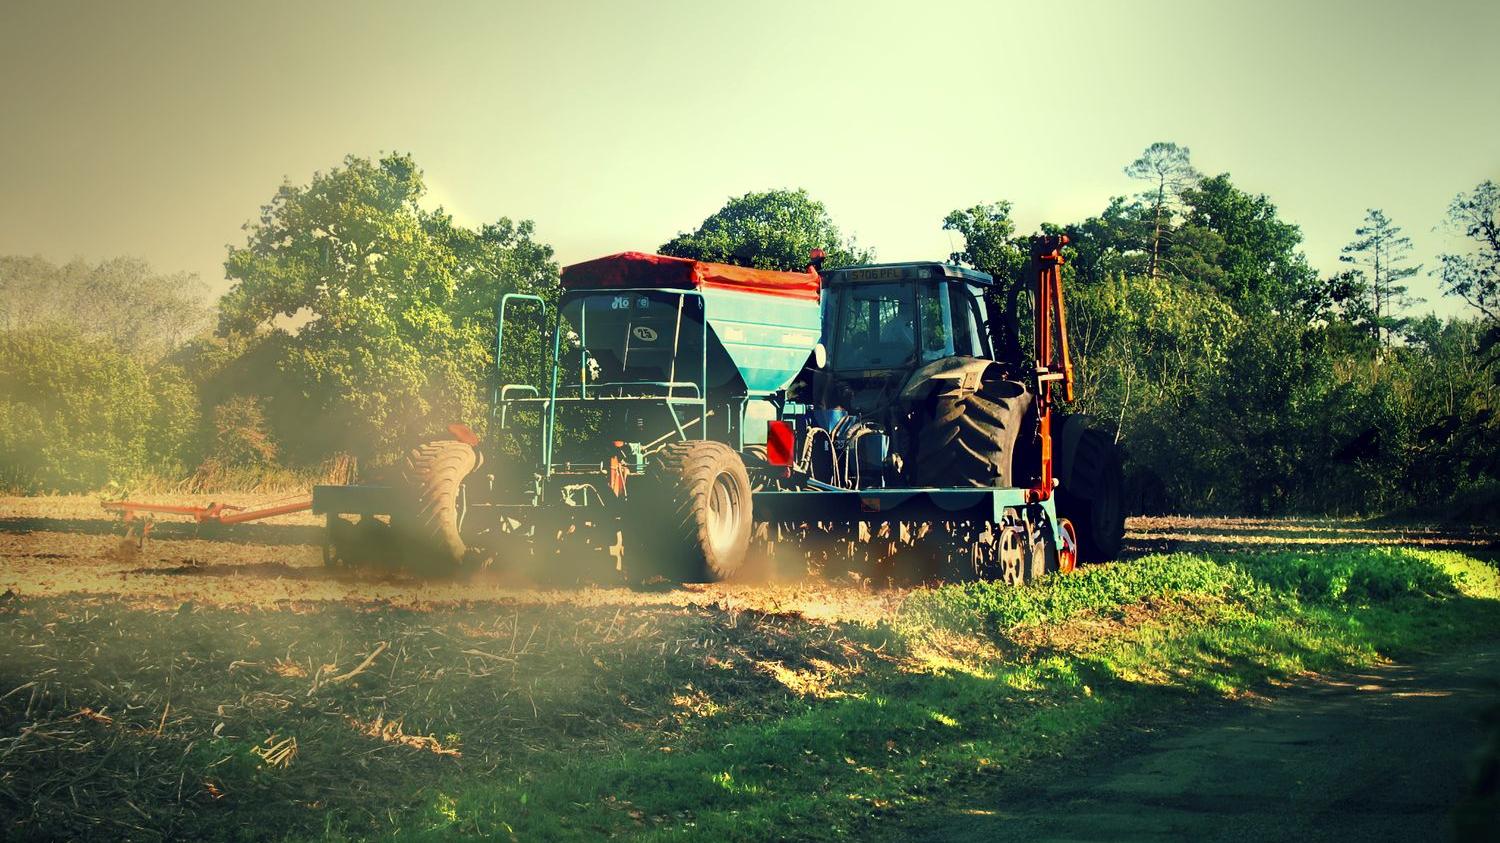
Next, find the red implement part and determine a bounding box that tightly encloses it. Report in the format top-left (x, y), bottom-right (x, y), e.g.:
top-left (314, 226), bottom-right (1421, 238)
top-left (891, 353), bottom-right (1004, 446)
top-left (1056, 517), bottom-right (1079, 574)
top-left (101, 498), bottom-right (312, 525)
top-left (608, 455), bottom-right (629, 497)
top-left (1028, 235), bottom-right (1074, 504)
top-left (766, 420), bottom-right (795, 466)
top-left (561, 251), bottom-right (821, 301)
top-left (447, 422), bottom-right (481, 447)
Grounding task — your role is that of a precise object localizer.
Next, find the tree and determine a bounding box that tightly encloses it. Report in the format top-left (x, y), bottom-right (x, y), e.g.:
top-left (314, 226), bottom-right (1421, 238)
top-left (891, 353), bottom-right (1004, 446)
top-left (941, 201), bottom-right (1027, 286)
top-left (1069, 197), bottom-right (1153, 285)
top-left (0, 255), bottom-right (208, 359)
top-left (1068, 273), bottom-right (1240, 456)
top-left (1437, 180), bottom-right (1500, 322)
top-left (659, 189), bottom-right (872, 271)
top-left (1319, 269), bottom-right (1382, 355)
top-left (218, 153), bottom-right (557, 463)
top-left (1178, 174), bottom-right (1320, 315)
top-left (1174, 315), bottom-right (1336, 513)
top-left (1397, 315), bottom-right (1499, 505)
top-left (1339, 209), bottom-right (1422, 345)
top-left (1123, 142), bottom-right (1201, 280)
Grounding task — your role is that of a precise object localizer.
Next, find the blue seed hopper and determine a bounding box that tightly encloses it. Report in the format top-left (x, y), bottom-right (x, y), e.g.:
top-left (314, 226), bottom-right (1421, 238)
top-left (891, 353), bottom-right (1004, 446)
top-left (558, 252), bottom-right (822, 397)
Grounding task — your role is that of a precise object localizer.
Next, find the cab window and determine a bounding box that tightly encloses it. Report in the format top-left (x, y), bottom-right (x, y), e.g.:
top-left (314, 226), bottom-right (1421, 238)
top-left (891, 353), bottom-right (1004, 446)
top-left (832, 283), bottom-right (916, 369)
top-left (919, 283), bottom-right (954, 363)
top-left (949, 283), bottom-right (987, 357)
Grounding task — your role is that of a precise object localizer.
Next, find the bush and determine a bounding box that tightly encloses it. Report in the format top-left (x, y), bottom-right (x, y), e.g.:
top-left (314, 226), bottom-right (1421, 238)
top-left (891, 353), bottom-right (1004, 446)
top-left (0, 328), bottom-right (197, 492)
top-left (146, 363), bottom-right (200, 476)
top-left (208, 395), bottom-right (277, 466)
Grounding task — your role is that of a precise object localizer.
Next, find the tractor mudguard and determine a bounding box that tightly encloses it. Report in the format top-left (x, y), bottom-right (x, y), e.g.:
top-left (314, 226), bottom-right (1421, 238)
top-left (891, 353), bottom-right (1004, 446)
top-left (898, 356), bottom-right (1003, 407)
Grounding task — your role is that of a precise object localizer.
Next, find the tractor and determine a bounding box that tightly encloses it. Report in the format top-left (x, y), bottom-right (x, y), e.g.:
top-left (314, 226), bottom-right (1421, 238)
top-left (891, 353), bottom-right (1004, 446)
top-left (312, 235), bottom-right (1125, 583)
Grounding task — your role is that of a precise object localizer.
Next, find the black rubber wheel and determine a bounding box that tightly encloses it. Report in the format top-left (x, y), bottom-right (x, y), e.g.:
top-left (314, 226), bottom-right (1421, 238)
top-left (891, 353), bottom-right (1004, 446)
top-left (913, 376), bottom-right (1031, 487)
top-left (394, 440), bottom-right (480, 572)
top-left (1056, 428), bottom-right (1125, 563)
top-left (642, 441), bottom-right (753, 582)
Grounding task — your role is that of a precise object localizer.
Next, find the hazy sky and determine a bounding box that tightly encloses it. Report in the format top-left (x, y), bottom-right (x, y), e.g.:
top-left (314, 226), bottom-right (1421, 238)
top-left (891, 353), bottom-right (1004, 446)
top-left (2, 0), bottom-right (1496, 316)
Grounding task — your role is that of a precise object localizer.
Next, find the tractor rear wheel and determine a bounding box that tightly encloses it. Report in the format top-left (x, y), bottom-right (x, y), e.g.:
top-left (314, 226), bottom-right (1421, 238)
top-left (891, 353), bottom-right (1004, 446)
top-left (1056, 428), bottom-right (1124, 563)
top-left (642, 441), bottom-right (752, 582)
top-left (912, 377), bottom-right (1031, 488)
top-left (394, 440), bottom-right (480, 573)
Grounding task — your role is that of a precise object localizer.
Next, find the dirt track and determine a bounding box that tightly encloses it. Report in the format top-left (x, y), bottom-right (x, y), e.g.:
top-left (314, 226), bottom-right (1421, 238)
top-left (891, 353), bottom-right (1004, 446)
top-left (897, 643), bottom-right (1500, 842)
top-left (0, 494), bottom-right (913, 621)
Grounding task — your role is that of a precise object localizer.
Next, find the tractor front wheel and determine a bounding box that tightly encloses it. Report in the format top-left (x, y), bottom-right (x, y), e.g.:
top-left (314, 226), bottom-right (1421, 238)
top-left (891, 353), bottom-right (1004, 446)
top-left (642, 441), bottom-right (753, 582)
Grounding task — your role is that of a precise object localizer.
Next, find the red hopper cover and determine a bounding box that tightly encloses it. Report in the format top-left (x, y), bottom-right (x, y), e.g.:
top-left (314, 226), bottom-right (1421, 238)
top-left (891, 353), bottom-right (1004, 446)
top-left (561, 251), bottom-right (820, 301)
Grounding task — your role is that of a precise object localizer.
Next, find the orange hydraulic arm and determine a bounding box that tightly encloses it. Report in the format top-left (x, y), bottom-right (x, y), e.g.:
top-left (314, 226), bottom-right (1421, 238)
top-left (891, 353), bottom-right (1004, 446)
top-left (1027, 234), bottom-right (1075, 504)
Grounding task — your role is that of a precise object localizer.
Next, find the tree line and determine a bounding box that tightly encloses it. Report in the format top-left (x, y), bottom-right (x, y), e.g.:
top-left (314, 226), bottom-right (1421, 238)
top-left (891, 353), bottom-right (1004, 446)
top-left (0, 148), bottom-right (1495, 518)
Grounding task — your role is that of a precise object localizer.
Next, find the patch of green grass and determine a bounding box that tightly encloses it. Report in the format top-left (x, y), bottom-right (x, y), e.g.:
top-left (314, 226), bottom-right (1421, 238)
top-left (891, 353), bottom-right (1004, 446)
top-left (898, 552), bottom-right (1243, 637)
top-left (1, 546), bottom-right (1496, 841)
top-left (386, 548), bottom-right (1500, 841)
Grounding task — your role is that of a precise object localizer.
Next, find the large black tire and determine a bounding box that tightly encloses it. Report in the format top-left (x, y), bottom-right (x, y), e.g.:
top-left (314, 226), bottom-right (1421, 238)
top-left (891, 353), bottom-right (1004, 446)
top-left (1056, 428), bottom-right (1124, 563)
top-left (642, 441), bottom-right (753, 582)
top-left (395, 440), bottom-right (480, 572)
top-left (912, 377), bottom-right (1031, 487)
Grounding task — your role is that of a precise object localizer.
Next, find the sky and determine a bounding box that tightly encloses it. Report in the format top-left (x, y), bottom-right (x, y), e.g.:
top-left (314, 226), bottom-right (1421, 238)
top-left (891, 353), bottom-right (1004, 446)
top-left (1, 0), bottom-right (1496, 317)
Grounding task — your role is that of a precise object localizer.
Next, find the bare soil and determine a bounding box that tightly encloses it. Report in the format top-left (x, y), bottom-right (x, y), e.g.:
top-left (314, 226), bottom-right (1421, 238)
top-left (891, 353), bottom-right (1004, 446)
top-left (1, 495), bottom-right (1496, 840)
top-left (0, 494), bottom-right (905, 622)
top-left (3, 495), bottom-right (1492, 617)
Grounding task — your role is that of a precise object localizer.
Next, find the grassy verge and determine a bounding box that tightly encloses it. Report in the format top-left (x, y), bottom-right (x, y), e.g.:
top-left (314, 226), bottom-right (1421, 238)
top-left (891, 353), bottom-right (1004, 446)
top-left (1, 547), bottom-right (1496, 841)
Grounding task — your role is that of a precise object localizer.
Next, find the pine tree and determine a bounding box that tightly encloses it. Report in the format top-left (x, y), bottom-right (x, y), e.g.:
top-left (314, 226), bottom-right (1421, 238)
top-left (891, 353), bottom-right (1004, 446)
top-left (1124, 142), bottom-right (1201, 280)
top-left (1338, 209), bottom-right (1422, 345)
top-left (1437, 180), bottom-right (1499, 322)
